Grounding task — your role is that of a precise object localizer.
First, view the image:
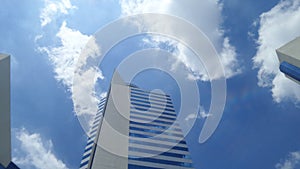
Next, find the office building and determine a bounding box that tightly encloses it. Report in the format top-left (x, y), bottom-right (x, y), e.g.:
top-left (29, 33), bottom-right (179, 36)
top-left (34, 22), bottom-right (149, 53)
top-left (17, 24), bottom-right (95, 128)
top-left (80, 72), bottom-right (194, 169)
top-left (0, 54), bottom-right (19, 169)
top-left (276, 37), bottom-right (300, 84)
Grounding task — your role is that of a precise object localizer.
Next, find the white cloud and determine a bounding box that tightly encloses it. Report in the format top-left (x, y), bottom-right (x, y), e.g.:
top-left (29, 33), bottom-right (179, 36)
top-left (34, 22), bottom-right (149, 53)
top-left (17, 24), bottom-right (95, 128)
top-left (40, 0), bottom-right (76, 27)
top-left (72, 65), bottom-right (103, 117)
top-left (220, 37), bottom-right (241, 78)
top-left (37, 0), bottom-right (239, 132)
top-left (119, 0), bottom-right (241, 81)
top-left (13, 128), bottom-right (68, 169)
top-left (276, 151), bottom-right (300, 169)
top-left (37, 0), bottom-right (104, 131)
top-left (38, 21), bottom-right (103, 120)
top-left (185, 107), bottom-right (211, 121)
top-left (120, 0), bottom-right (172, 16)
top-left (253, 0), bottom-right (300, 103)
top-left (39, 21), bottom-right (91, 87)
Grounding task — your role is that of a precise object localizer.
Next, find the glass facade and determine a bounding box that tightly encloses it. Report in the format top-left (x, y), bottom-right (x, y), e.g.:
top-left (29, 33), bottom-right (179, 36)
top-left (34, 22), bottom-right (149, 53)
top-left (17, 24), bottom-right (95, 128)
top-left (79, 98), bottom-right (107, 169)
top-left (79, 75), bottom-right (194, 169)
top-left (128, 86), bottom-right (194, 169)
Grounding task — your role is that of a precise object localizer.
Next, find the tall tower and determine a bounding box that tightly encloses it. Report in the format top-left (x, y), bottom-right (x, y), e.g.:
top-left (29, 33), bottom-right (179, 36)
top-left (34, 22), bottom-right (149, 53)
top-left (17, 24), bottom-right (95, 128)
top-left (0, 54), bottom-right (11, 168)
top-left (80, 72), bottom-right (194, 169)
top-left (0, 54), bottom-right (19, 169)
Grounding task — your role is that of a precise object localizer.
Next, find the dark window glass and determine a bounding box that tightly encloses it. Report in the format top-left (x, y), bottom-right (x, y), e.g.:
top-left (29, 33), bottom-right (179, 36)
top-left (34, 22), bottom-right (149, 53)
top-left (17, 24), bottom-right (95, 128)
top-left (81, 153), bottom-right (91, 160)
top-left (80, 160), bottom-right (89, 167)
top-left (130, 94), bottom-right (172, 104)
top-left (129, 139), bottom-right (188, 151)
top-left (131, 88), bottom-right (169, 97)
top-left (131, 102), bottom-right (175, 113)
top-left (5, 162), bottom-right (20, 169)
top-left (130, 111), bottom-right (176, 121)
top-left (129, 126), bottom-right (182, 137)
top-left (129, 133), bottom-right (183, 143)
top-left (129, 157), bottom-right (193, 167)
top-left (131, 91), bottom-right (171, 101)
top-left (94, 114), bottom-right (102, 120)
top-left (86, 140), bottom-right (94, 147)
top-left (130, 115), bottom-right (174, 125)
top-left (87, 134), bottom-right (96, 141)
top-left (128, 164), bottom-right (162, 169)
top-left (164, 108), bottom-right (175, 112)
top-left (84, 146), bottom-right (93, 152)
top-left (130, 108), bottom-right (176, 117)
top-left (129, 147), bottom-right (188, 158)
top-left (89, 129), bottom-right (98, 135)
top-left (131, 102), bottom-right (151, 111)
top-left (131, 98), bottom-right (174, 108)
top-left (130, 121), bottom-right (181, 132)
top-left (91, 124), bottom-right (99, 130)
top-left (93, 119), bottom-right (101, 125)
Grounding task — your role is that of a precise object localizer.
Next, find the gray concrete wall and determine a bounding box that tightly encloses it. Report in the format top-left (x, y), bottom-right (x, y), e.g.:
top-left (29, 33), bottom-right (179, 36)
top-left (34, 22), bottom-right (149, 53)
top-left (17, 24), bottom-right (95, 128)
top-left (0, 54), bottom-right (11, 167)
top-left (91, 72), bottom-right (130, 169)
top-left (276, 37), bottom-right (300, 84)
top-left (277, 37), bottom-right (300, 68)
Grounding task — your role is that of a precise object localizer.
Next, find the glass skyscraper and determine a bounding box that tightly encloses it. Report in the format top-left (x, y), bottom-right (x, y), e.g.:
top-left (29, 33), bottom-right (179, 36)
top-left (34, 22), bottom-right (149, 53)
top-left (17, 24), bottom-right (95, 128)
top-left (80, 72), bottom-right (194, 169)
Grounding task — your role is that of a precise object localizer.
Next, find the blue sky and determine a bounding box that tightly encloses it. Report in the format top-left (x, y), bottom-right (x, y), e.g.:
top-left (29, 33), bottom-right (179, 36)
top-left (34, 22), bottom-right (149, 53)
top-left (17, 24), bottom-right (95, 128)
top-left (1, 0), bottom-right (300, 169)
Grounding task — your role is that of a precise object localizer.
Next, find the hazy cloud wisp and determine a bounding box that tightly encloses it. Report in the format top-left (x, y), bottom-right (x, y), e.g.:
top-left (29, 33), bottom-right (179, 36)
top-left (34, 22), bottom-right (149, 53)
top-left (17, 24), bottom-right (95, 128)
top-left (276, 151), bottom-right (300, 169)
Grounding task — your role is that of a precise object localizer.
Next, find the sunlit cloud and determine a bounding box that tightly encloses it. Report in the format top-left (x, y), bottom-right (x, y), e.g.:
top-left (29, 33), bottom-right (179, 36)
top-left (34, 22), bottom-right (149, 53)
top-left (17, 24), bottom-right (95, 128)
top-left (13, 128), bottom-right (68, 169)
top-left (253, 0), bottom-right (300, 103)
top-left (38, 21), bottom-right (104, 118)
top-left (119, 0), bottom-right (241, 81)
top-left (36, 0), bottom-right (106, 133)
top-left (40, 0), bottom-right (76, 27)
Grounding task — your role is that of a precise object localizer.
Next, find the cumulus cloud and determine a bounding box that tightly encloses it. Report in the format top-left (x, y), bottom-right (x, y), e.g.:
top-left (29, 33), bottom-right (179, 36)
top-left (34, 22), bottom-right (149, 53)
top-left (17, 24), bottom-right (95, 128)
top-left (38, 21), bottom-right (103, 120)
top-left (120, 0), bottom-right (172, 16)
top-left (253, 0), bottom-right (300, 103)
top-left (39, 21), bottom-right (91, 87)
top-left (40, 0), bottom-right (76, 27)
top-left (37, 0), bottom-right (239, 131)
top-left (119, 0), bottom-right (241, 81)
top-left (37, 0), bottom-right (105, 132)
top-left (276, 151), bottom-right (300, 169)
top-left (13, 128), bottom-right (68, 169)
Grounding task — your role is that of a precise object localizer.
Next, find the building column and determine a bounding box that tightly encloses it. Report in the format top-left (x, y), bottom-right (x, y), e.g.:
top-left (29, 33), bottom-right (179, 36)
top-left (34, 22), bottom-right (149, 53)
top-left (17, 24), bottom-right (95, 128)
top-left (0, 54), bottom-right (11, 168)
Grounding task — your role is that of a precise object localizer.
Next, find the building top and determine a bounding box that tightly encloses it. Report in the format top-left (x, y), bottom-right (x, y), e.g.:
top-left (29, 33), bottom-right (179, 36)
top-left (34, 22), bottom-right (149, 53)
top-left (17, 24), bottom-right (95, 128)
top-left (276, 37), bottom-right (300, 84)
top-left (111, 70), bottom-right (127, 86)
top-left (276, 37), bottom-right (300, 68)
top-left (0, 54), bottom-right (9, 61)
top-left (0, 54), bottom-right (11, 168)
